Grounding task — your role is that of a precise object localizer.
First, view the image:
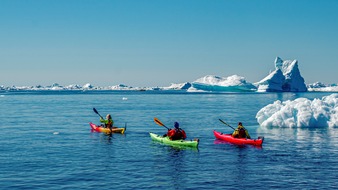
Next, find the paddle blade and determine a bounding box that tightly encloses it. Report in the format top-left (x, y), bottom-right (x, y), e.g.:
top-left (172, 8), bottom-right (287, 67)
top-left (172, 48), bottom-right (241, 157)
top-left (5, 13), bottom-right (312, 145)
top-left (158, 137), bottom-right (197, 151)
top-left (154, 117), bottom-right (164, 126)
top-left (219, 118), bottom-right (226, 124)
top-left (219, 119), bottom-right (235, 130)
top-left (219, 118), bottom-right (229, 126)
top-left (154, 117), bottom-right (169, 129)
top-left (93, 108), bottom-right (103, 119)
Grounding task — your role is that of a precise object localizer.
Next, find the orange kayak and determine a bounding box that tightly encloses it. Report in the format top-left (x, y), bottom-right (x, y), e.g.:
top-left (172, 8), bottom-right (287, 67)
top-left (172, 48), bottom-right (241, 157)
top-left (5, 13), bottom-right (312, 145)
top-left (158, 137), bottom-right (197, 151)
top-left (213, 130), bottom-right (263, 146)
top-left (89, 122), bottom-right (126, 134)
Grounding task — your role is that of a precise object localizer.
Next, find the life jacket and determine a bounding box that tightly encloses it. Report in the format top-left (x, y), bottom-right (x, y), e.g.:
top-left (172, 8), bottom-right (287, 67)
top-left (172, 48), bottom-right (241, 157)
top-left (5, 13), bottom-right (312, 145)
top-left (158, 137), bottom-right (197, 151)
top-left (167, 128), bottom-right (187, 140)
top-left (104, 119), bottom-right (113, 129)
top-left (238, 128), bottom-right (246, 138)
top-left (233, 125), bottom-right (248, 138)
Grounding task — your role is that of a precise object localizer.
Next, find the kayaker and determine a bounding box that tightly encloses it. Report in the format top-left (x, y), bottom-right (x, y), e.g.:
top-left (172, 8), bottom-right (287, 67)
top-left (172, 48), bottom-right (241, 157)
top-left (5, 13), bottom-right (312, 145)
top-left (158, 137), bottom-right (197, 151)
top-left (166, 122), bottom-right (187, 140)
top-left (232, 122), bottom-right (251, 139)
top-left (100, 114), bottom-right (114, 132)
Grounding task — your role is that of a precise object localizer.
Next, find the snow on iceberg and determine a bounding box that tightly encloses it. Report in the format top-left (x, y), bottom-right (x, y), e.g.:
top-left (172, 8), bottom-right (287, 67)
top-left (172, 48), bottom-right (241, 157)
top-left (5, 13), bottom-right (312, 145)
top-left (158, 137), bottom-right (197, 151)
top-left (256, 94), bottom-right (338, 128)
top-left (255, 57), bottom-right (307, 92)
top-left (191, 75), bottom-right (257, 92)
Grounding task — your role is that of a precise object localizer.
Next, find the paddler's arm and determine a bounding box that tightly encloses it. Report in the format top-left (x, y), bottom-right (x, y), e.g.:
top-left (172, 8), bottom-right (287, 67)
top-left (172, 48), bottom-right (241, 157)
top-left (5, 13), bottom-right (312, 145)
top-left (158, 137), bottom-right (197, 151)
top-left (100, 118), bottom-right (108, 124)
top-left (232, 129), bottom-right (239, 136)
top-left (245, 129), bottom-right (251, 139)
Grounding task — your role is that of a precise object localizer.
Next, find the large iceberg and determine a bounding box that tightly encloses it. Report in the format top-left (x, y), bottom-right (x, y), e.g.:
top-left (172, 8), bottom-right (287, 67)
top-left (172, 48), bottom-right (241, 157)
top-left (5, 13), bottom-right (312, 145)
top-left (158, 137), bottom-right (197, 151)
top-left (191, 75), bottom-right (257, 92)
top-left (188, 57), bottom-right (308, 92)
top-left (255, 57), bottom-right (307, 92)
top-left (256, 94), bottom-right (338, 128)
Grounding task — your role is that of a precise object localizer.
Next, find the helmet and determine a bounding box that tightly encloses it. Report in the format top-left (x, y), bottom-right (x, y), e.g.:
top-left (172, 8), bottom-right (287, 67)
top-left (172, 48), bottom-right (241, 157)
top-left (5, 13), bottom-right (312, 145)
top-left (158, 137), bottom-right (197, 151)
top-left (106, 114), bottom-right (111, 119)
top-left (174, 122), bottom-right (179, 129)
top-left (238, 122), bottom-right (242, 126)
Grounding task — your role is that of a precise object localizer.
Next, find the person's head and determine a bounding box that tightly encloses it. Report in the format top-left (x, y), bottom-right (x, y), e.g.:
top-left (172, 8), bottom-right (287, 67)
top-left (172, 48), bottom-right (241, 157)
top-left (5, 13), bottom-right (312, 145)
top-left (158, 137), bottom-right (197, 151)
top-left (238, 122), bottom-right (242, 126)
top-left (174, 122), bottom-right (179, 129)
top-left (106, 114), bottom-right (111, 119)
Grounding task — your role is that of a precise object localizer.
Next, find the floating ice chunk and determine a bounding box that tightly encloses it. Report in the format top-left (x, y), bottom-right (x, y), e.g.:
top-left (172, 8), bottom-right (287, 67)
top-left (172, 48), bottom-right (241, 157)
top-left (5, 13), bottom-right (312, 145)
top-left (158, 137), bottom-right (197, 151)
top-left (256, 94), bottom-right (338, 128)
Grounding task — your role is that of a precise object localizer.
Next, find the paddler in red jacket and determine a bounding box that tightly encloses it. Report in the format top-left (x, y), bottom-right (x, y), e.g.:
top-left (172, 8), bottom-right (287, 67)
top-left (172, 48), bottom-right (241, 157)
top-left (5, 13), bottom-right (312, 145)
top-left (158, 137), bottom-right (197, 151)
top-left (166, 122), bottom-right (187, 140)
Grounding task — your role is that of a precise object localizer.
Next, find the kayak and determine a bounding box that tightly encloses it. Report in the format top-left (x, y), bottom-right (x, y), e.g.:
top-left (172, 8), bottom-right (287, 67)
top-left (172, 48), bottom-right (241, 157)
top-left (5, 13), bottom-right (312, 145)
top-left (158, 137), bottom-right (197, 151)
top-left (213, 130), bottom-right (264, 146)
top-left (89, 122), bottom-right (126, 134)
top-left (149, 132), bottom-right (199, 148)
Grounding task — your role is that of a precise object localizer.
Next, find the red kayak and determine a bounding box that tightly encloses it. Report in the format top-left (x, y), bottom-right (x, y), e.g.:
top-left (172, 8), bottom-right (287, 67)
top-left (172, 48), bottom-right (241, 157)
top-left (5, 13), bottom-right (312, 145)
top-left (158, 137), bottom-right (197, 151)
top-left (213, 130), bottom-right (264, 146)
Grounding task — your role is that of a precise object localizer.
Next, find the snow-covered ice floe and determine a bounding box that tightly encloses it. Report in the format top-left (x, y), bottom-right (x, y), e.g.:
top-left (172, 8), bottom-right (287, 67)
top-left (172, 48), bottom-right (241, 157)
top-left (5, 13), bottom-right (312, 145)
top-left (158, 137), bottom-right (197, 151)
top-left (191, 75), bottom-right (257, 92)
top-left (256, 94), bottom-right (338, 128)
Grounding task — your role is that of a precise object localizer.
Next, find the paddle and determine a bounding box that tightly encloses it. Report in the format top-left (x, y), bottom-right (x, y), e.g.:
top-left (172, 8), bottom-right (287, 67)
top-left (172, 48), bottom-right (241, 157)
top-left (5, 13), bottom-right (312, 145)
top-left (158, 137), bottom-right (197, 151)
top-left (154, 117), bottom-right (170, 130)
top-left (218, 119), bottom-right (236, 130)
top-left (93, 108), bottom-right (104, 119)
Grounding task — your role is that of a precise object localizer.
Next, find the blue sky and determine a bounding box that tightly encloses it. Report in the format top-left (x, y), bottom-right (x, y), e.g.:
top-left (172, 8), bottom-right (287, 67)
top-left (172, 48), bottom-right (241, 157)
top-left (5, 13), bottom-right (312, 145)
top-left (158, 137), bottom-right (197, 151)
top-left (1, 0), bottom-right (337, 87)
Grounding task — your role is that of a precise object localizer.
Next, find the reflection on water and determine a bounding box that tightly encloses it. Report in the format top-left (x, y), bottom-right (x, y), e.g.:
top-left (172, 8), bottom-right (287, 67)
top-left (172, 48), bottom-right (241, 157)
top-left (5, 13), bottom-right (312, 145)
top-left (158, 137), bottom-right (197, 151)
top-left (257, 126), bottom-right (337, 143)
top-left (214, 139), bottom-right (263, 149)
top-left (150, 140), bottom-right (199, 152)
top-left (167, 148), bottom-right (186, 189)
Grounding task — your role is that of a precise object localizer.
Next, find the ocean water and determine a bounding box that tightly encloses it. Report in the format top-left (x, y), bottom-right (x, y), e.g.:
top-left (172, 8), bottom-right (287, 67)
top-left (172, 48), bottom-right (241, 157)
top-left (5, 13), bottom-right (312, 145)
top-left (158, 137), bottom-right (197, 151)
top-left (0, 91), bottom-right (337, 190)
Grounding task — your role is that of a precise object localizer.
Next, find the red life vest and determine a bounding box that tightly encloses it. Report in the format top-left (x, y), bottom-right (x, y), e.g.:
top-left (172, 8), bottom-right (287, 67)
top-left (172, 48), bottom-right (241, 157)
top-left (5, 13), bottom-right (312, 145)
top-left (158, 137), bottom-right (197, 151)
top-left (167, 128), bottom-right (187, 140)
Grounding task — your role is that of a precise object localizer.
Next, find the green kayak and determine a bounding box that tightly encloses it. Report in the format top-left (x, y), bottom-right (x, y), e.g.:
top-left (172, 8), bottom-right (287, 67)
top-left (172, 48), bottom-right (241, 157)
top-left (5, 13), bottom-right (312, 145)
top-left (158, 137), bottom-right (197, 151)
top-left (149, 132), bottom-right (199, 148)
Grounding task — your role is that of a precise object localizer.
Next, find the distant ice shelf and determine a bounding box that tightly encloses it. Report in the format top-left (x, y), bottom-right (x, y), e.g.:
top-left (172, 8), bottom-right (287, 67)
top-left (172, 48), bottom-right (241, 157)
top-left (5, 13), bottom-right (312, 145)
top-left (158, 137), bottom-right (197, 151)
top-left (1, 57), bottom-right (336, 92)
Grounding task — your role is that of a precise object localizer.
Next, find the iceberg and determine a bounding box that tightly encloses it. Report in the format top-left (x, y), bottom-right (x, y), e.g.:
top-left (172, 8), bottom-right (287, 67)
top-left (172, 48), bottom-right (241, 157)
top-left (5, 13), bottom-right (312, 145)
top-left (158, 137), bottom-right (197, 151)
top-left (191, 75), bottom-right (257, 92)
top-left (163, 82), bottom-right (192, 90)
top-left (64, 84), bottom-right (82, 90)
top-left (255, 69), bottom-right (285, 92)
top-left (82, 83), bottom-right (94, 89)
top-left (256, 94), bottom-right (338, 128)
top-left (109, 84), bottom-right (134, 90)
top-left (255, 57), bottom-right (307, 92)
top-left (307, 82), bottom-right (338, 92)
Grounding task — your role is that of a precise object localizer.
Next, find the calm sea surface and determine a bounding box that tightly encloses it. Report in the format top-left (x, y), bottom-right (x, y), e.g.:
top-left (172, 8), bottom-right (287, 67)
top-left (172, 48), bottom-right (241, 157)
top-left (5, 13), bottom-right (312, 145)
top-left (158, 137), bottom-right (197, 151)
top-left (0, 91), bottom-right (337, 189)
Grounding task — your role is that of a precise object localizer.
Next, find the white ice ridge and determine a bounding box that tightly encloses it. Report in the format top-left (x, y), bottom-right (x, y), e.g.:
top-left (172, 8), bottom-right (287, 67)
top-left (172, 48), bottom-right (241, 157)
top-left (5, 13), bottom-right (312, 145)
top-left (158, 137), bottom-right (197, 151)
top-left (191, 75), bottom-right (257, 92)
top-left (194, 75), bottom-right (245, 86)
top-left (256, 93), bottom-right (338, 128)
